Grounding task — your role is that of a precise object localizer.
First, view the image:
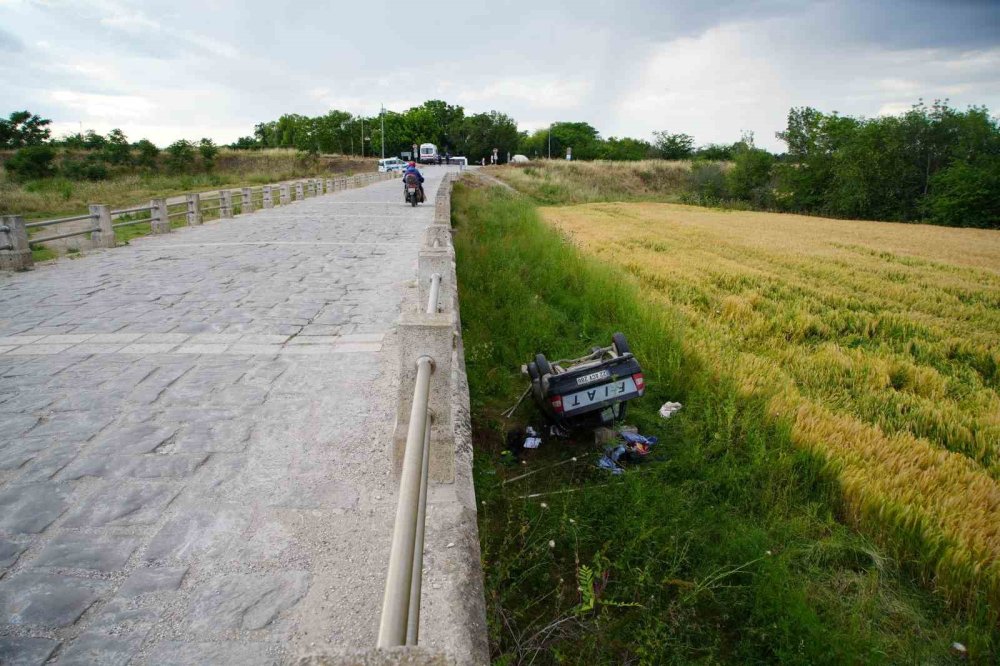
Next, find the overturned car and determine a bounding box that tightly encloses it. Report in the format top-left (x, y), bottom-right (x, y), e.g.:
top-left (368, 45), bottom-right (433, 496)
top-left (523, 333), bottom-right (645, 430)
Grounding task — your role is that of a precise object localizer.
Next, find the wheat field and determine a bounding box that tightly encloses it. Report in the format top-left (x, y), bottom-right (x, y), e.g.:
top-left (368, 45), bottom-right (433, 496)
top-left (542, 201), bottom-right (1000, 603)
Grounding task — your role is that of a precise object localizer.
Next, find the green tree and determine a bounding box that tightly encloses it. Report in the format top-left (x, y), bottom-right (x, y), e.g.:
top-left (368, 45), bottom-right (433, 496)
top-left (104, 128), bottom-right (131, 165)
top-left (455, 111), bottom-right (520, 162)
top-left (599, 137), bottom-right (655, 160)
top-left (0, 111), bottom-right (52, 148)
top-left (198, 138), bottom-right (218, 170)
top-left (727, 135), bottom-right (776, 207)
top-left (5, 145), bottom-right (56, 180)
top-left (694, 143), bottom-right (736, 160)
top-left (134, 139), bottom-right (159, 168)
top-left (653, 131), bottom-right (694, 159)
top-left (82, 129), bottom-right (107, 150)
top-left (165, 139), bottom-right (195, 173)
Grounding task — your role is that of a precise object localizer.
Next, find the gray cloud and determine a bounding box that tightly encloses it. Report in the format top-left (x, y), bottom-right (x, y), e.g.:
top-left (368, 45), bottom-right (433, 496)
top-left (0, 0), bottom-right (996, 149)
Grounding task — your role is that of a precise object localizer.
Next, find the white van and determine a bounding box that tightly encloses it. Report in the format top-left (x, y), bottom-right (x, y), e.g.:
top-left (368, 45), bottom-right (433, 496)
top-left (378, 158), bottom-right (406, 173)
top-left (418, 143), bottom-right (438, 164)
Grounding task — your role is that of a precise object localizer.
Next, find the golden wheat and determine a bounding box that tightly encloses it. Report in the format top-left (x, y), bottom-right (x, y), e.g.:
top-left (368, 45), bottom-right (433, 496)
top-left (542, 201), bottom-right (1000, 602)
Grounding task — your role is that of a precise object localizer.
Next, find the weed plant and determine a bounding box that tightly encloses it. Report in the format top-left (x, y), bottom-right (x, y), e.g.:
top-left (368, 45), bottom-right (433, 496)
top-left (452, 180), bottom-right (997, 664)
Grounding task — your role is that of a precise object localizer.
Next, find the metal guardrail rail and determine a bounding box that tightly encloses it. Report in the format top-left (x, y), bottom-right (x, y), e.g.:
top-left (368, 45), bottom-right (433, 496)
top-left (377, 275), bottom-right (444, 647)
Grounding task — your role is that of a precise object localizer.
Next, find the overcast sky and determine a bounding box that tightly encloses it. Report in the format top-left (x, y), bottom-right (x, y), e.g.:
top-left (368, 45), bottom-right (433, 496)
top-left (1, 0), bottom-right (997, 151)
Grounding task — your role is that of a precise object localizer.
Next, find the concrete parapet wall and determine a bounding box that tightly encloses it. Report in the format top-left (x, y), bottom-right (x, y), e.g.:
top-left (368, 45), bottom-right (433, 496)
top-left (384, 170), bottom-right (488, 664)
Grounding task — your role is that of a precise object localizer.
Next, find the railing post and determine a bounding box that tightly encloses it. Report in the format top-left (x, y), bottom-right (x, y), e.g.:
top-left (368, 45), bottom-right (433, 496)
top-left (150, 198), bottom-right (170, 234)
top-left (263, 185), bottom-right (274, 209)
top-left (0, 215), bottom-right (33, 270)
top-left (295, 182), bottom-right (304, 201)
top-left (241, 187), bottom-right (254, 214)
top-left (326, 179), bottom-right (333, 193)
top-left (89, 204), bottom-right (115, 248)
top-left (185, 194), bottom-right (202, 225)
top-left (219, 190), bottom-right (232, 218)
top-left (280, 184), bottom-right (291, 205)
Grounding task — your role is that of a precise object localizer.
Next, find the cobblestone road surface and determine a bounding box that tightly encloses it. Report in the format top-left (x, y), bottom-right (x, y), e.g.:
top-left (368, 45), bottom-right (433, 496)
top-left (0, 168), bottom-right (453, 664)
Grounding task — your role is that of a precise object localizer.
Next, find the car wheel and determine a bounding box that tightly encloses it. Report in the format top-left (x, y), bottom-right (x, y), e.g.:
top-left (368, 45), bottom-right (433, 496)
top-left (535, 353), bottom-right (553, 377)
top-left (527, 361), bottom-right (539, 380)
top-left (612, 332), bottom-right (631, 356)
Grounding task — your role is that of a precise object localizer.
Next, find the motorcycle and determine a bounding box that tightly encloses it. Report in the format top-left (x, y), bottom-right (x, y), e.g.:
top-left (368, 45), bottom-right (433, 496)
top-left (404, 173), bottom-right (424, 207)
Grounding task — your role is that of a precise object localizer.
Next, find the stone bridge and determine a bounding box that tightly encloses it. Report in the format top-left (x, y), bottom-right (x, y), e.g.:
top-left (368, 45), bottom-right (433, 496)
top-left (0, 167), bottom-right (487, 665)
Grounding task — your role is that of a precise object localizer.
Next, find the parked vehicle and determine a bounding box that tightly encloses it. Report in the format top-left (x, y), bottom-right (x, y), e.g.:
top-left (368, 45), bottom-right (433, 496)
top-left (524, 333), bottom-right (645, 430)
top-left (379, 157), bottom-right (406, 173)
top-left (418, 143), bottom-right (438, 164)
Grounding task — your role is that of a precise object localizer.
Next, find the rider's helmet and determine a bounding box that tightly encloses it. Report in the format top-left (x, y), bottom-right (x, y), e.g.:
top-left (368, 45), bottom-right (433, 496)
top-left (408, 161), bottom-right (416, 167)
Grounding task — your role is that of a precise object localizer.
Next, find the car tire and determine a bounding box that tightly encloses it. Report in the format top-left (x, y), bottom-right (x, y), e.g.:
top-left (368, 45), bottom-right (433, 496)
top-left (527, 361), bottom-right (539, 380)
top-left (535, 353), bottom-right (553, 377)
top-left (612, 332), bottom-right (631, 356)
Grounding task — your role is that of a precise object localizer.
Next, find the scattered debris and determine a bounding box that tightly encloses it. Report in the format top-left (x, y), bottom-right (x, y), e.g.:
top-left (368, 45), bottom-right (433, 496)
top-left (523, 426), bottom-right (541, 449)
top-left (502, 456), bottom-right (581, 485)
top-left (659, 401), bottom-right (683, 419)
top-left (596, 429), bottom-right (659, 473)
top-left (951, 642), bottom-right (967, 658)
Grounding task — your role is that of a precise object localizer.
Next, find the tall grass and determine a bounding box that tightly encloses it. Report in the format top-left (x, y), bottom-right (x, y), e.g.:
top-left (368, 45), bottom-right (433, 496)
top-left (493, 160), bottom-right (698, 205)
top-left (453, 180), bottom-right (997, 664)
top-left (0, 149), bottom-right (375, 219)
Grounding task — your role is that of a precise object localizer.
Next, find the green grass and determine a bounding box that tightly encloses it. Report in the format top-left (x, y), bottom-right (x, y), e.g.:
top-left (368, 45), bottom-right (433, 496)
top-left (453, 180), bottom-right (996, 664)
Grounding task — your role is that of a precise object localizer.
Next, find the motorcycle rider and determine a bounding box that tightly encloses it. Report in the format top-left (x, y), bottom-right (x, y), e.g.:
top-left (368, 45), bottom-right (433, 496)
top-left (402, 161), bottom-right (425, 203)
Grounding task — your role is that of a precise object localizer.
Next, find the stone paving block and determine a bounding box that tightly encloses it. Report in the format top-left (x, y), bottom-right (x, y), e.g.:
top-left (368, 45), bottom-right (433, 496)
top-left (0, 636), bottom-right (60, 665)
top-left (144, 503), bottom-right (250, 562)
top-left (0, 413), bottom-right (40, 441)
top-left (176, 343), bottom-right (230, 354)
top-left (58, 632), bottom-right (145, 666)
top-left (87, 333), bottom-right (144, 343)
top-left (88, 598), bottom-right (161, 635)
top-left (138, 333), bottom-right (191, 344)
top-left (33, 533), bottom-right (140, 572)
top-left (117, 566), bottom-right (188, 597)
top-left (7, 344), bottom-right (74, 355)
top-left (0, 483), bottom-right (71, 534)
top-left (62, 482), bottom-right (181, 528)
top-left (144, 640), bottom-right (281, 666)
top-left (119, 343), bottom-right (179, 354)
top-left (0, 345), bottom-right (17, 354)
top-left (88, 423), bottom-right (177, 455)
top-left (38, 334), bottom-right (95, 344)
top-left (226, 343), bottom-right (283, 355)
top-left (0, 335), bottom-right (45, 345)
top-left (238, 334), bottom-right (290, 344)
top-left (128, 454), bottom-right (209, 479)
top-left (0, 537), bottom-right (28, 568)
top-left (18, 411), bottom-right (113, 445)
top-left (62, 342), bottom-right (127, 355)
top-left (183, 571), bottom-right (310, 632)
top-left (169, 409), bottom-right (252, 453)
top-left (0, 572), bottom-right (111, 626)
top-left (0, 391), bottom-right (55, 413)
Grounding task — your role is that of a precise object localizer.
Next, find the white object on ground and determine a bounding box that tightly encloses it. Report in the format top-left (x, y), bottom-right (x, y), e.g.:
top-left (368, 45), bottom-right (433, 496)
top-left (659, 401), bottom-right (683, 419)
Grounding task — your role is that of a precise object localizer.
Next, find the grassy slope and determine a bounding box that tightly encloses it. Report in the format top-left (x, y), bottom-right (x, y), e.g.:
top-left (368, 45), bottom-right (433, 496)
top-left (454, 180), bottom-right (996, 664)
top-left (0, 149), bottom-right (376, 219)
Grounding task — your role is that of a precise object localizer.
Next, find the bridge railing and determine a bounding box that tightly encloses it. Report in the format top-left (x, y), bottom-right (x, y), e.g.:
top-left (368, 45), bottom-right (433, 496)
top-left (0, 171), bottom-right (397, 271)
top-left (379, 172), bottom-right (459, 648)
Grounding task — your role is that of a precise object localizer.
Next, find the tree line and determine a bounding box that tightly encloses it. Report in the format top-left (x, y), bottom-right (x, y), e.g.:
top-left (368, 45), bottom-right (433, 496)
top-left (1, 112), bottom-right (220, 181)
top-left (2, 98), bottom-right (996, 227)
top-left (687, 101), bottom-right (999, 228)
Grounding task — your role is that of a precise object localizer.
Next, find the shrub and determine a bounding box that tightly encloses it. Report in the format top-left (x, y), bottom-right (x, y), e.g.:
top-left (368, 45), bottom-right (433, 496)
top-left (687, 161), bottom-right (728, 203)
top-left (199, 138), bottom-right (218, 171)
top-left (61, 153), bottom-right (110, 181)
top-left (5, 145), bottom-right (57, 180)
top-left (134, 139), bottom-right (159, 169)
top-left (104, 128), bottom-right (131, 165)
top-left (165, 139), bottom-right (195, 173)
top-left (727, 143), bottom-right (776, 207)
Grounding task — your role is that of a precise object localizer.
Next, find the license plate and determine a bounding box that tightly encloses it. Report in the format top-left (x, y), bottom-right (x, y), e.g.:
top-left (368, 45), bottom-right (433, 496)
top-left (408, 187), bottom-right (416, 193)
top-left (576, 369), bottom-right (610, 386)
top-left (562, 377), bottom-right (638, 413)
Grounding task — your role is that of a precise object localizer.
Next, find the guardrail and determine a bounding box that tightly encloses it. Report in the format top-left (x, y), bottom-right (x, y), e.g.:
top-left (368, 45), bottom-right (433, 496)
top-left (0, 172), bottom-right (396, 271)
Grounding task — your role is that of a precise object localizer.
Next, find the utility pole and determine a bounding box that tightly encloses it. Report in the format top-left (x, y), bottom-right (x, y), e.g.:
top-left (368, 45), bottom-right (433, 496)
top-left (360, 118), bottom-right (364, 158)
top-left (548, 123), bottom-right (552, 160)
top-left (381, 104), bottom-right (386, 159)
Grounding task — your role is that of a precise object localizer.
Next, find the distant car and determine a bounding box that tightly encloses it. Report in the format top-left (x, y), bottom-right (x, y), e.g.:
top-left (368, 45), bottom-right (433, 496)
top-left (378, 158), bottom-right (406, 173)
top-left (511, 154), bottom-right (530, 163)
